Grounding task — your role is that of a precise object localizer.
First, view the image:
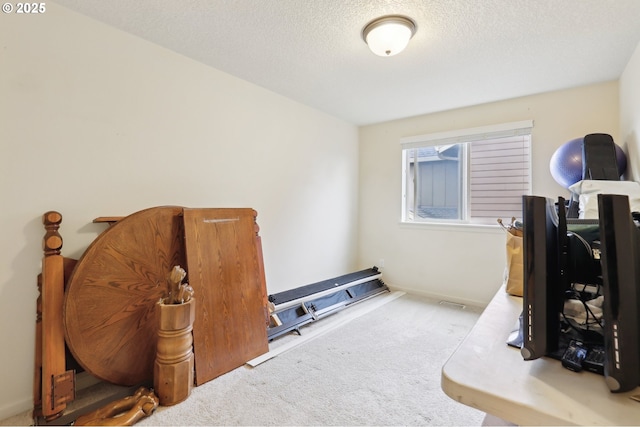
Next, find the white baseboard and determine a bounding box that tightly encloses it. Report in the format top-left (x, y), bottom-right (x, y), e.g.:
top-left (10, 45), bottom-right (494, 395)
top-left (0, 373), bottom-right (115, 422)
top-left (0, 396), bottom-right (32, 423)
top-left (387, 284), bottom-right (488, 309)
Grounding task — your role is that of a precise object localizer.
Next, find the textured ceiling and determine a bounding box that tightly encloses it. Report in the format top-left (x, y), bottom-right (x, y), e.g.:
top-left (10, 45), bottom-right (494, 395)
top-left (54, 0), bottom-right (640, 125)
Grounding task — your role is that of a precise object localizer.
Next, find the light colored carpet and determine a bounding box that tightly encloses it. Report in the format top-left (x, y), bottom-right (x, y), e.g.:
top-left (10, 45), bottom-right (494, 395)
top-left (139, 291), bottom-right (486, 426)
top-left (3, 291), bottom-right (487, 426)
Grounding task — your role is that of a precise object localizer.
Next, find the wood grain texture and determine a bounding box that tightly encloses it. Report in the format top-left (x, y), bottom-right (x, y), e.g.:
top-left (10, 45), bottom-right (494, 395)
top-left (41, 211), bottom-right (68, 418)
top-left (182, 208), bottom-right (269, 385)
top-left (35, 217), bottom-right (80, 419)
top-left (64, 207), bottom-right (185, 386)
top-left (154, 298), bottom-right (195, 406)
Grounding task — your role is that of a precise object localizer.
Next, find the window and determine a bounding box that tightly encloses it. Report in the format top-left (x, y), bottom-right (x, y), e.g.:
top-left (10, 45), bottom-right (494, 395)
top-left (401, 120), bottom-right (532, 225)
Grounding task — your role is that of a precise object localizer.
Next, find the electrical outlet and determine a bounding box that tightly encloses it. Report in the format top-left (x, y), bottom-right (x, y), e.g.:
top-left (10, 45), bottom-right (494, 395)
top-left (378, 258), bottom-right (385, 268)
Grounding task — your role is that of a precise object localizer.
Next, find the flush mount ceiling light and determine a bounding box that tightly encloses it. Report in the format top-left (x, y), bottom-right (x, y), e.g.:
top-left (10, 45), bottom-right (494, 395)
top-left (362, 15), bottom-right (417, 57)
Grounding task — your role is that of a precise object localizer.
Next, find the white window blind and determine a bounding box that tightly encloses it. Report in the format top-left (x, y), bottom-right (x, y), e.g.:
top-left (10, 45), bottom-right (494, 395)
top-left (469, 135), bottom-right (531, 220)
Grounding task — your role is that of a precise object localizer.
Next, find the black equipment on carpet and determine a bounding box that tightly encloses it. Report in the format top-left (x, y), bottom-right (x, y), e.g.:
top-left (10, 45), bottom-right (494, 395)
top-left (267, 267), bottom-right (388, 341)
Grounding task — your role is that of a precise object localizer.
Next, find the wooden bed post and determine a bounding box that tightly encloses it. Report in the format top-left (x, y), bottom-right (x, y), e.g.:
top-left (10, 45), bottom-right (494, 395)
top-left (38, 211), bottom-right (75, 420)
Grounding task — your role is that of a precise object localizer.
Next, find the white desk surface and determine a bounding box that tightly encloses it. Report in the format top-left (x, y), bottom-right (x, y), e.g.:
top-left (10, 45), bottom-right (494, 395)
top-left (441, 286), bottom-right (640, 426)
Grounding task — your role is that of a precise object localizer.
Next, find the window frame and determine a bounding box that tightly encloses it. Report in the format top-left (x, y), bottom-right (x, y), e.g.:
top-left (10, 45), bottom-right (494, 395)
top-left (400, 120), bottom-right (533, 225)
top-left (402, 143), bottom-right (469, 223)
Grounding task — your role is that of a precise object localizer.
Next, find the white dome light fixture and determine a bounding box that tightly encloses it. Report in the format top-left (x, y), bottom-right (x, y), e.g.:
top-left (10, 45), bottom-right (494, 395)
top-left (362, 15), bottom-right (417, 57)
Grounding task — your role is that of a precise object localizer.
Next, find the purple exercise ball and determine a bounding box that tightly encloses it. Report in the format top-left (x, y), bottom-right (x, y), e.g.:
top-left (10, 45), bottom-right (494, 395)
top-left (550, 137), bottom-right (627, 189)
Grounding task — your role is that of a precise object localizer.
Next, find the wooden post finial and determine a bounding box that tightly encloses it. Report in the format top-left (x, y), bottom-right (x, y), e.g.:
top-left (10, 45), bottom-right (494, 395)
top-left (42, 211), bottom-right (63, 256)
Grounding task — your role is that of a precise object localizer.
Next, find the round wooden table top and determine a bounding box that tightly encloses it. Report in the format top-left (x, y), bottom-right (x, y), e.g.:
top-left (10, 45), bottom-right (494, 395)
top-left (64, 206), bottom-right (185, 386)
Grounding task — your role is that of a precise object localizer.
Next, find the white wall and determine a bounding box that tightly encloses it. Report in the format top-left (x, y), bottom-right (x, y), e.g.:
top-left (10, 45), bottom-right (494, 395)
top-left (0, 3), bottom-right (358, 418)
top-left (358, 82), bottom-right (619, 306)
top-left (620, 41), bottom-right (640, 180)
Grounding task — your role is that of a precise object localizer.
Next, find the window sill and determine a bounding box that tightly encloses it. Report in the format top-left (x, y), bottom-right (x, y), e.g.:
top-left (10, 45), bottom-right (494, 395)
top-left (398, 220), bottom-right (504, 234)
